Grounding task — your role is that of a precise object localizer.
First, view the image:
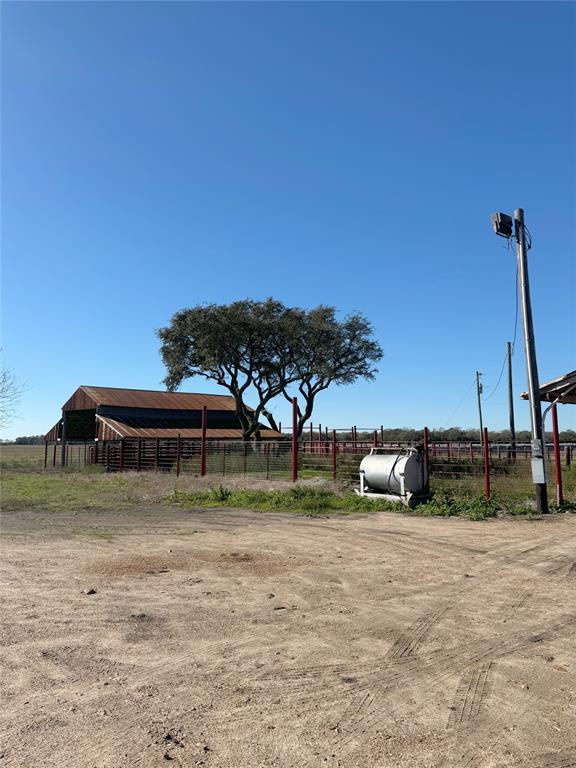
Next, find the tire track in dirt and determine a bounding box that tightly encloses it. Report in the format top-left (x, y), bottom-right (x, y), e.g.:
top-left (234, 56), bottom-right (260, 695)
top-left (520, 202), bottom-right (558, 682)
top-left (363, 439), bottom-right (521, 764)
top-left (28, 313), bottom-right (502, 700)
top-left (298, 615), bottom-right (576, 764)
top-left (536, 756), bottom-right (576, 768)
top-left (500, 591), bottom-right (533, 622)
top-left (447, 661), bottom-right (493, 728)
top-left (386, 606), bottom-right (448, 659)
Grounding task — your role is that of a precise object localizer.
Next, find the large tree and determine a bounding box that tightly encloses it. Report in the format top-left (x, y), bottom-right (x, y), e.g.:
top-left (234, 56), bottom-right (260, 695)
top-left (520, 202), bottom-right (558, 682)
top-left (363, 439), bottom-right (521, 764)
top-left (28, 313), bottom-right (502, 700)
top-left (0, 366), bottom-right (24, 429)
top-left (158, 299), bottom-right (383, 439)
top-left (158, 299), bottom-right (301, 439)
top-left (280, 306), bottom-right (383, 436)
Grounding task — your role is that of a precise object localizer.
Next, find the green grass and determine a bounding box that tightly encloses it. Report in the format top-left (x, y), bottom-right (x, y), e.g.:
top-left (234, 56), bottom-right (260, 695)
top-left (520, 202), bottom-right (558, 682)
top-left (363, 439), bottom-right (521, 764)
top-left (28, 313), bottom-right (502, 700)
top-left (1, 470), bottom-right (163, 512)
top-left (171, 485), bottom-right (399, 515)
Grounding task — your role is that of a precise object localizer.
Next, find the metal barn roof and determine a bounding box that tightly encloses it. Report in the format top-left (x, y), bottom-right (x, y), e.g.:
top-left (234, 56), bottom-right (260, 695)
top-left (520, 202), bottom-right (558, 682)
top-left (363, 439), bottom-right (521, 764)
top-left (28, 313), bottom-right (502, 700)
top-left (521, 370), bottom-right (576, 405)
top-left (96, 416), bottom-right (280, 440)
top-left (63, 385), bottom-right (239, 412)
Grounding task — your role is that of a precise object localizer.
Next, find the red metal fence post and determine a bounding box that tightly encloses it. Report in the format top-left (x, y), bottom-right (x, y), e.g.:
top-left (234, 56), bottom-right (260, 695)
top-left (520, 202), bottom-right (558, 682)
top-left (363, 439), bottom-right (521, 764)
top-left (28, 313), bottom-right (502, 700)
top-left (483, 427), bottom-right (490, 500)
top-left (332, 430), bottom-right (337, 481)
top-left (291, 397), bottom-right (298, 482)
top-left (423, 426), bottom-right (430, 494)
top-left (551, 403), bottom-right (563, 506)
top-left (201, 406), bottom-right (207, 477)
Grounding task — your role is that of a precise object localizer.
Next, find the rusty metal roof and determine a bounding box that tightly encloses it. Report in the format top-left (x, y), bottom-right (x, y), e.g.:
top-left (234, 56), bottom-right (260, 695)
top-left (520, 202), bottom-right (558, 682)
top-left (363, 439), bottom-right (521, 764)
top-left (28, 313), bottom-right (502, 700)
top-left (521, 370), bottom-right (576, 405)
top-left (65, 386), bottom-right (240, 411)
top-left (97, 416), bottom-right (281, 440)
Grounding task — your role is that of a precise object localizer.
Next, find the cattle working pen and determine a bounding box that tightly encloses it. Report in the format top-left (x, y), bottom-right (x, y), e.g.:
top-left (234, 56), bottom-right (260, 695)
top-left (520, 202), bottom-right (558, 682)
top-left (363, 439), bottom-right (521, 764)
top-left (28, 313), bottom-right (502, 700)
top-left (42, 430), bottom-right (574, 508)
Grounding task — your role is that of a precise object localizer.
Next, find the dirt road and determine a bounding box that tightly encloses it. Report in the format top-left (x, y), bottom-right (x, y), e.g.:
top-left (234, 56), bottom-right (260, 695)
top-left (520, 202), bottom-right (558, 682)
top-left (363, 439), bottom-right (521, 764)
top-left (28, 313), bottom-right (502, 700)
top-left (1, 506), bottom-right (575, 767)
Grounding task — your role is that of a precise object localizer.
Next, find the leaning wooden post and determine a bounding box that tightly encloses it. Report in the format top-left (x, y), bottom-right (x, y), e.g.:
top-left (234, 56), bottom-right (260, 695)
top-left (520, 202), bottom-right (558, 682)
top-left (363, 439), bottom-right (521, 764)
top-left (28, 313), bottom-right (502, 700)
top-left (44, 439), bottom-right (48, 469)
top-left (551, 403), bottom-right (563, 506)
top-left (483, 427), bottom-right (490, 500)
top-left (332, 430), bottom-right (337, 481)
top-left (291, 397), bottom-right (298, 482)
top-left (176, 433), bottom-right (181, 476)
top-left (200, 406), bottom-right (207, 477)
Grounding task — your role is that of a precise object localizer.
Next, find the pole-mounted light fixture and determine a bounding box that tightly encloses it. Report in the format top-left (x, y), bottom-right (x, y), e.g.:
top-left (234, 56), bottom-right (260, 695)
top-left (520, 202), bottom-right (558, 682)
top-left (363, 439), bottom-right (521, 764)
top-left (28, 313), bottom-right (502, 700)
top-left (491, 212), bottom-right (514, 239)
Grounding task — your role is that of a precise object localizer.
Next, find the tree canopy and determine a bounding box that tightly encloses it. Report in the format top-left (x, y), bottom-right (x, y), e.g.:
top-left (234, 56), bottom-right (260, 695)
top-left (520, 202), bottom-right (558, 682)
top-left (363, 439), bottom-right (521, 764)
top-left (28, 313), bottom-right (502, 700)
top-left (157, 299), bottom-right (383, 440)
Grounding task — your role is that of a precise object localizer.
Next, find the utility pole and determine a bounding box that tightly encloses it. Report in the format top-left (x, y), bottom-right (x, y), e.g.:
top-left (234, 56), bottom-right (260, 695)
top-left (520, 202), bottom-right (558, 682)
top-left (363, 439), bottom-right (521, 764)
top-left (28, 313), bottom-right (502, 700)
top-left (476, 371), bottom-right (484, 445)
top-left (507, 341), bottom-right (516, 460)
top-left (492, 208), bottom-right (548, 512)
top-left (514, 208), bottom-right (548, 513)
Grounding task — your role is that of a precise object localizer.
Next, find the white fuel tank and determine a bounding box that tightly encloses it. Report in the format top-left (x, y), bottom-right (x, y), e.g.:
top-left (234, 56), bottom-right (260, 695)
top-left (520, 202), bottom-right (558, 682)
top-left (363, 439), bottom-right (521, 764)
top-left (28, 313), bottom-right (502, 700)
top-left (359, 450), bottom-right (427, 495)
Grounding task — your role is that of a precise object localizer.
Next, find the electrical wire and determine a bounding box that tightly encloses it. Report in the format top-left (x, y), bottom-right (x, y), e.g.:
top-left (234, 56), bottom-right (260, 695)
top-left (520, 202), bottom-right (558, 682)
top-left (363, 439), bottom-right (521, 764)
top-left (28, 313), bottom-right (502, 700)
top-left (483, 264), bottom-right (520, 402)
top-left (442, 378), bottom-right (476, 427)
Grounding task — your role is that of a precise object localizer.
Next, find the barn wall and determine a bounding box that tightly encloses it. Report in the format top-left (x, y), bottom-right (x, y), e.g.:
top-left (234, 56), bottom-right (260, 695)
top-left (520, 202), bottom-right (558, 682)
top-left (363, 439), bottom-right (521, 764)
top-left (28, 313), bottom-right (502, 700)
top-left (63, 387), bottom-right (97, 412)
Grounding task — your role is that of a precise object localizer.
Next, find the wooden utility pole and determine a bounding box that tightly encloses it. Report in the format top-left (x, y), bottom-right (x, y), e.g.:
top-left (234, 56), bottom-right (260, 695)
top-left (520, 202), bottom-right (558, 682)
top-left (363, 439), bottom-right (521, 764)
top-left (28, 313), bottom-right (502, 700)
top-left (507, 341), bottom-right (516, 460)
top-left (476, 371), bottom-right (484, 445)
top-left (514, 208), bottom-right (548, 513)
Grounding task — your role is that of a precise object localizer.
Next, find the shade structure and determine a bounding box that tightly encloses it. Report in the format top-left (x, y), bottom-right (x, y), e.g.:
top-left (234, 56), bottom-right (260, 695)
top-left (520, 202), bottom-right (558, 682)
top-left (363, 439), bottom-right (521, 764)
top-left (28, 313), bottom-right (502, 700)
top-left (521, 370), bottom-right (576, 405)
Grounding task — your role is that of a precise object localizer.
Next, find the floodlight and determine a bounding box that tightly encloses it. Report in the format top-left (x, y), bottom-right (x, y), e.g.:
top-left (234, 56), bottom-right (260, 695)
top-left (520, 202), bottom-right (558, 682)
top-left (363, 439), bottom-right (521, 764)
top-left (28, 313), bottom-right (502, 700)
top-left (491, 212), bottom-right (513, 239)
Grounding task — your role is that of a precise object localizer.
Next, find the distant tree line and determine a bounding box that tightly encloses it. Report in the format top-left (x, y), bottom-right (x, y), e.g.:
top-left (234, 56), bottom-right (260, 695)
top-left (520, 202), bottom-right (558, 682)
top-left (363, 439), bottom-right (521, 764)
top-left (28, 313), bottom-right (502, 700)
top-left (348, 428), bottom-right (576, 444)
top-left (6, 428), bottom-right (576, 445)
top-left (11, 435), bottom-right (46, 445)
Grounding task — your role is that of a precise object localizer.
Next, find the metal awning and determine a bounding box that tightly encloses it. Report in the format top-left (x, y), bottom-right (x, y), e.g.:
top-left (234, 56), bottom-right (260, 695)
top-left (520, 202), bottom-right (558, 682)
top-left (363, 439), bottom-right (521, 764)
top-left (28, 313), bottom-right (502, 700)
top-left (521, 370), bottom-right (576, 404)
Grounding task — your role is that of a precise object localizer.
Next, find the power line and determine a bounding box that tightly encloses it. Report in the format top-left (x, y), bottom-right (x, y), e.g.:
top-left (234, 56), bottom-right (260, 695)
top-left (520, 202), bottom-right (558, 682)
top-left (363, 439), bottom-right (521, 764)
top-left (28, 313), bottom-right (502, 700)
top-left (483, 262), bottom-right (519, 402)
top-left (442, 378), bottom-right (476, 427)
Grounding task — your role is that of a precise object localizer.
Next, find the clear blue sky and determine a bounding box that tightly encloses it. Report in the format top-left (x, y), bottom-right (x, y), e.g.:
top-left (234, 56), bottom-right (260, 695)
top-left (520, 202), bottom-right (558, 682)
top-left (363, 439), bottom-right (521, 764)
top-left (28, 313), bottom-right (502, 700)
top-left (2, 1), bottom-right (575, 439)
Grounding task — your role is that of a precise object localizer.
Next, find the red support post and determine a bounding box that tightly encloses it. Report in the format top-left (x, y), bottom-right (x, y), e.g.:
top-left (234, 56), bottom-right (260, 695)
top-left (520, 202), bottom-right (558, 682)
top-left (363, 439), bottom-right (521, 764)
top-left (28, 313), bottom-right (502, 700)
top-left (551, 403), bottom-right (563, 506)
top-left (318, 423), bottom-right (322, 455)
top-left (483, 427), bottom-right (490, 500)
top-left (309, 422), bottom-right (313, 454)
top-left (423, 426), bottom-right (430, 494)
top-left (332, 429), bottom-right (337, 480)
top-left (291, 397), bottom-right (298, 482)
top-left (200, 406), bottom-right (207, 476)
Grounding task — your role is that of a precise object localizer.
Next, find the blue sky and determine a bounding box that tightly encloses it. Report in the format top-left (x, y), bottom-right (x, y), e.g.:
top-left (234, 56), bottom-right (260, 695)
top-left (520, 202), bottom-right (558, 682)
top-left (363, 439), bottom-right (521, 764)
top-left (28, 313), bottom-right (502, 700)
top-left (2, 1), bottom-right (575, 439)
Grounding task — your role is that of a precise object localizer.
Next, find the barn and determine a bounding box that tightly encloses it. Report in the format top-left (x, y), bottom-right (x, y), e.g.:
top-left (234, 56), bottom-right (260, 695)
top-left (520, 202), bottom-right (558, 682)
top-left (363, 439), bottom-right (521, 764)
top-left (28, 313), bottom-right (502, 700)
top-left (45, 385), bottom-right (281, 443)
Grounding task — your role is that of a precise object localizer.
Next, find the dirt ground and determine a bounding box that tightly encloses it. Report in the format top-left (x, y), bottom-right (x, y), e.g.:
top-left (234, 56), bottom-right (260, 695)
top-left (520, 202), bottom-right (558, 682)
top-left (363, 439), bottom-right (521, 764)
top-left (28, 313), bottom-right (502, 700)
top-left (1, 505), bottom-right (575, 768)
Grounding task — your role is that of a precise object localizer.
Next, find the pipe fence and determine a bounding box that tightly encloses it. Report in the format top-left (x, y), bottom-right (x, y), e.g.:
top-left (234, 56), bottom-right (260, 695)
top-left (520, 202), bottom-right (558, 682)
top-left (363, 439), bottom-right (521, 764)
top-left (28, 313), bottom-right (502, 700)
top-left (33, 431), bottom-right (575, 507)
